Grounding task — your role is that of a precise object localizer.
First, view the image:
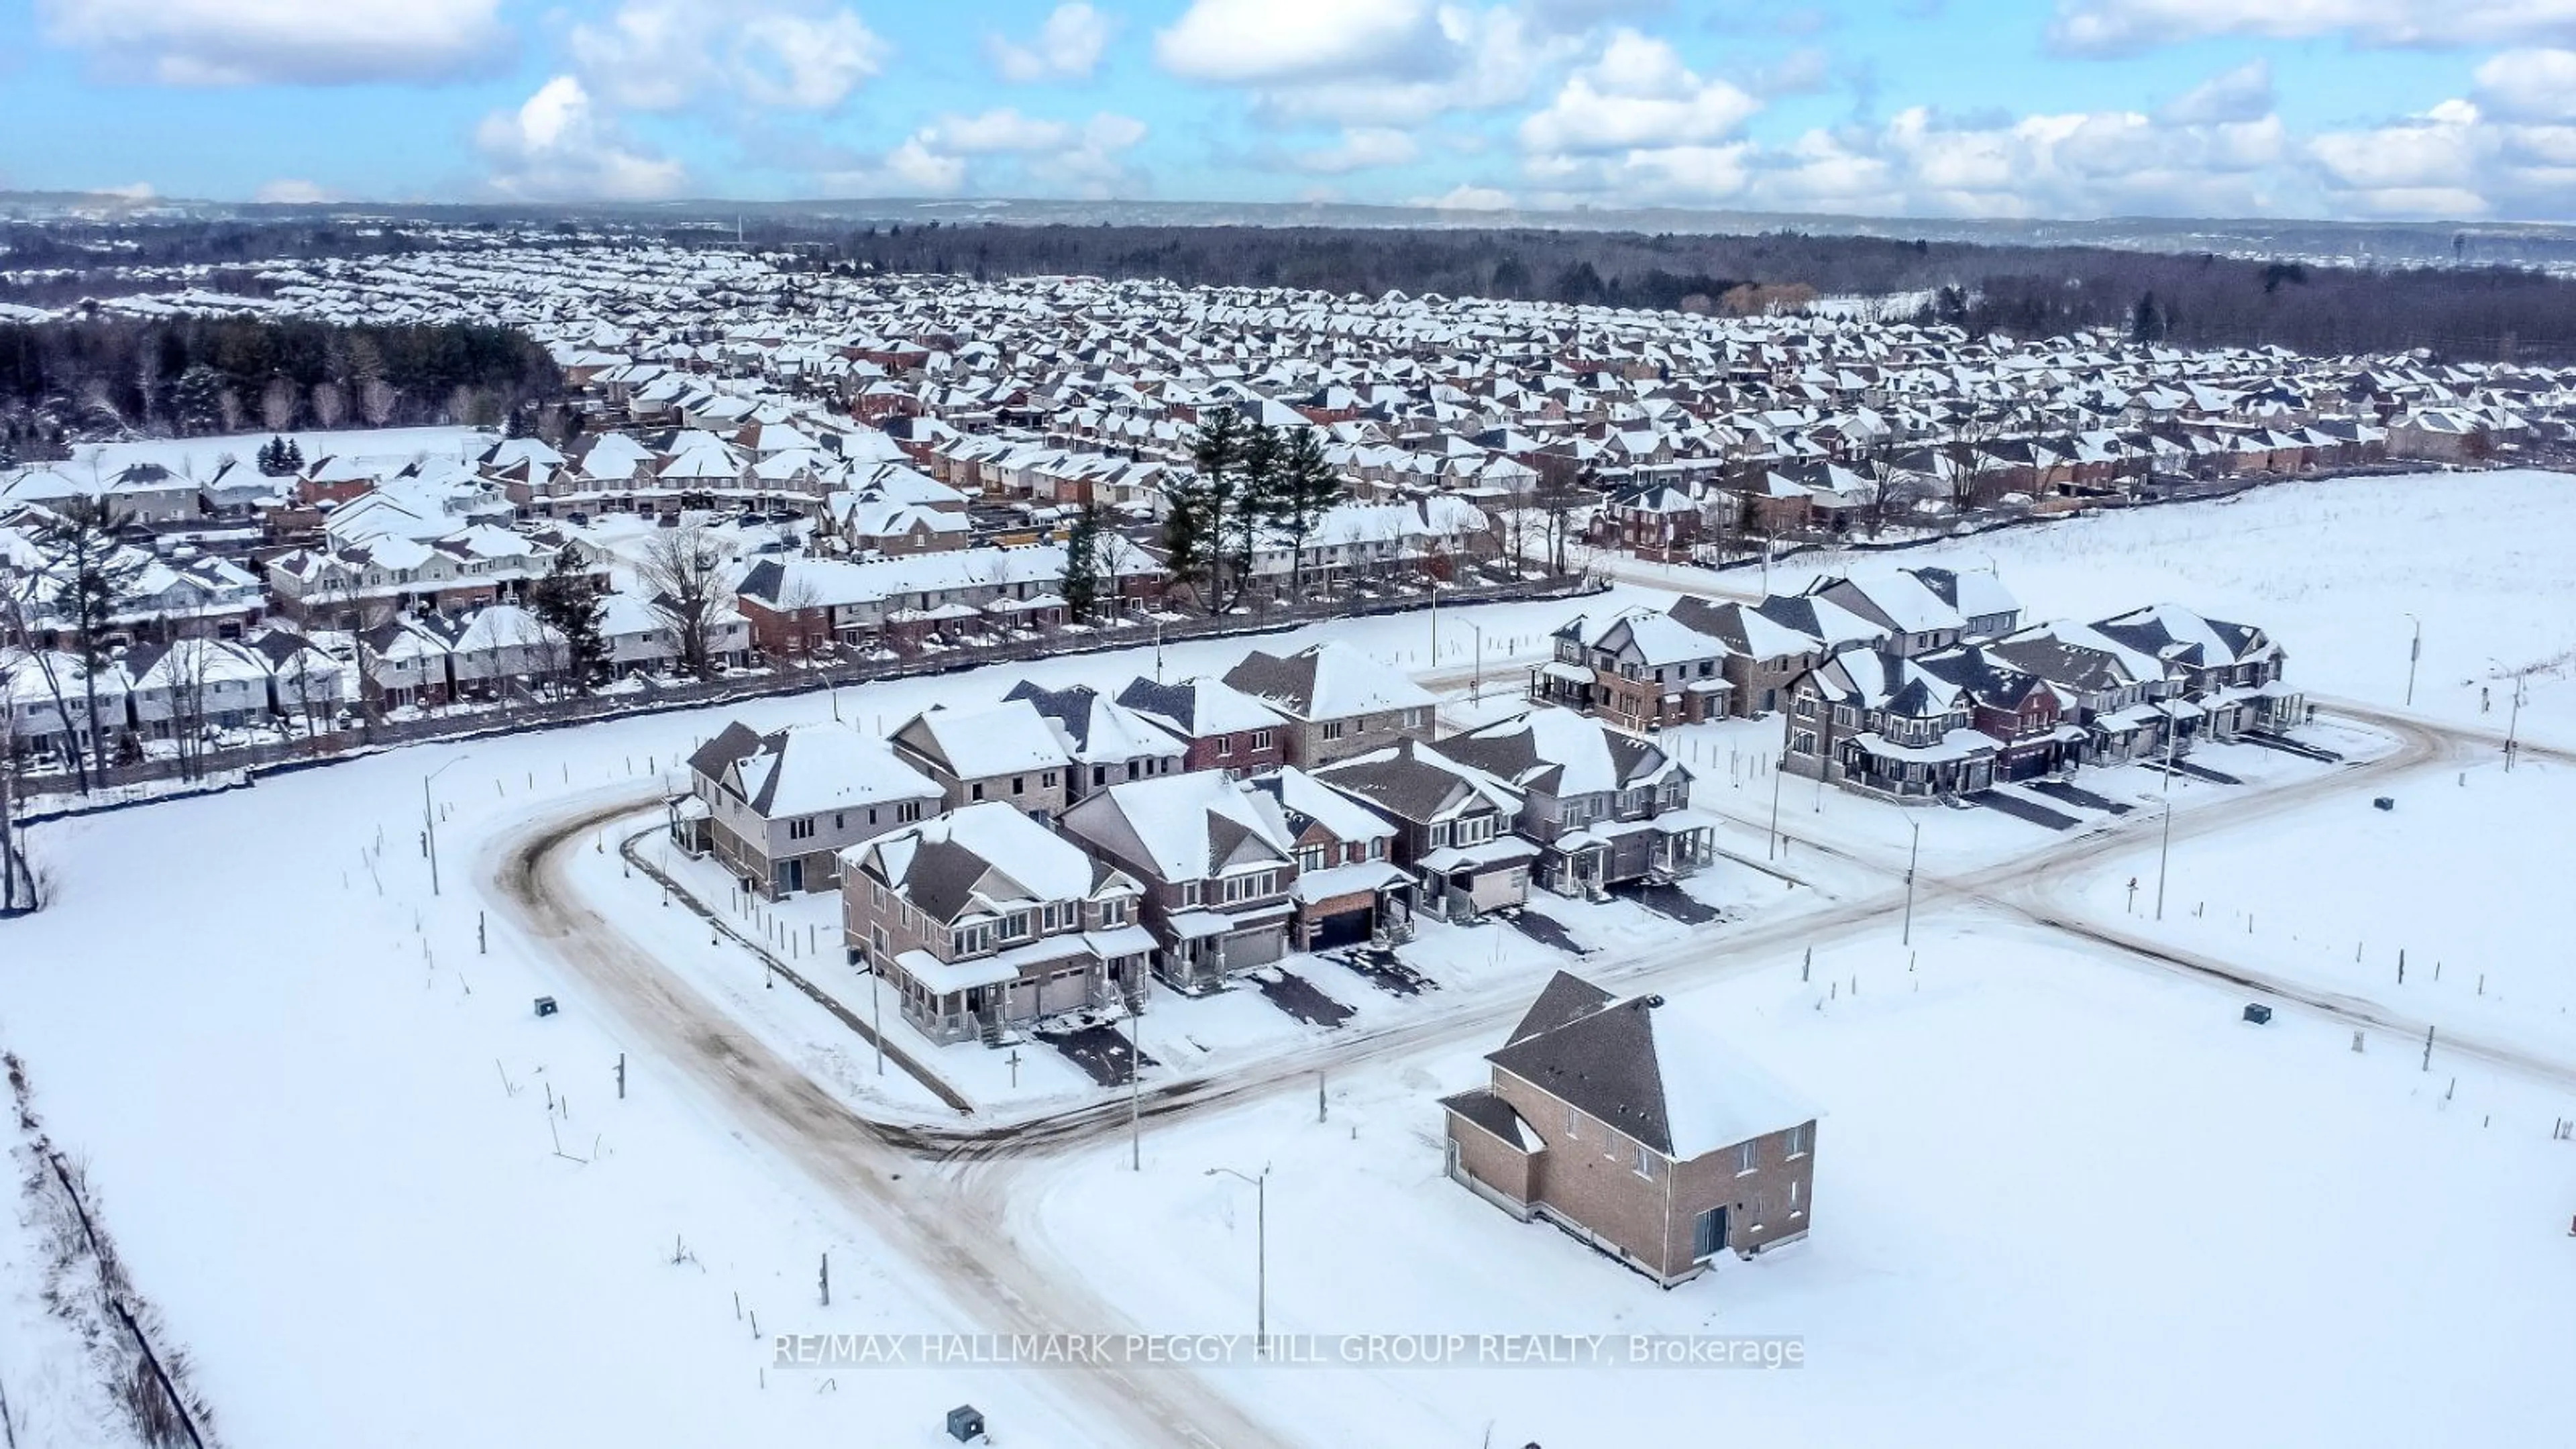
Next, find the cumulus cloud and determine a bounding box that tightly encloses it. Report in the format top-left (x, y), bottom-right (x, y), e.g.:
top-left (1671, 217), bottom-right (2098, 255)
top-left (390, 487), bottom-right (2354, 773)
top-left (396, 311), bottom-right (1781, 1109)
top-left (830, 110), bottom-right (1148, 198)
top-left (37, 0), bottom-right (506, 85)
top-left (2049, 0), bottom-right (2576, 56)
top-left (569, 0), bottom-right (885, 113)
top-left (2474, 48), bottom-right (2576, 122)
top-left (476, 74), bottom-right (686, 200)
top-left (1155, 0), bottom-right (1450, 85)
top-left (1519, 30), bottom-right (1762, 154)
top-left (2309, 98), bottom-right (2576, 218)
top-left (2159, 57), bottom-right (2273, 125)
top-left (1247, 6), bottom-right (1580, 128)
top-left (1413, 182), bottom-right (1516, 209)
top-left (989, 3), bottom-right (1114, 83)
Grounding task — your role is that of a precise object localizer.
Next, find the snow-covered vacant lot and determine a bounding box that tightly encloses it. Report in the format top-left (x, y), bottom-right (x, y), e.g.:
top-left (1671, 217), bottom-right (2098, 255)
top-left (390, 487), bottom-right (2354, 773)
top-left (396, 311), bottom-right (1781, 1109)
top-left (2, 468), bottom-right (2573, 1447)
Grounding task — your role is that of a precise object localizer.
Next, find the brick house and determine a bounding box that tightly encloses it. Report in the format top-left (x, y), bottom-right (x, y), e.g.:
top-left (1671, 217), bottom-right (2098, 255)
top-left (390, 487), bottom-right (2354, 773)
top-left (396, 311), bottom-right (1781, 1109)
top-left (1313, 738), bottom-right (1535, 922)
top-left (1112, 676), bottom-right (1291, 775)
top-left (683, 720), bottom-right (943, 897)
top-left (1059, 771), bottom-right (1300, 992)
top-left (1666, 596), bottom-right (1834, 718)
top-left (1222, 641), bottom-right (1438, 767)
top-left (1438, 706), bottom-right (1713, 896)
top-left (1529, 607), bottom-right (1734, 731)
top-left (1441, 973), bottom-right (1818, 1287)
top-left (1248, 766), bottom-right (1412, 951)
top-left (840, 802), bottom-right (1151, 1045)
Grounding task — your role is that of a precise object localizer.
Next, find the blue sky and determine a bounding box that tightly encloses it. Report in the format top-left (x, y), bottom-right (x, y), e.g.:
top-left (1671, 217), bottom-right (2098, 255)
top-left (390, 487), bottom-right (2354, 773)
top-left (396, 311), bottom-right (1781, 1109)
top-left (7, 1), bottom-right (2576, 219)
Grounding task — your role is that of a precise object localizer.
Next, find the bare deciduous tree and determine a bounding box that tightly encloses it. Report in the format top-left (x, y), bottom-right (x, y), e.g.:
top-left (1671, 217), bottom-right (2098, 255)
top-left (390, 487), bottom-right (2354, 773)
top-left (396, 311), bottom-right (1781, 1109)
top-left (638, 529), bottom-right (733, 682)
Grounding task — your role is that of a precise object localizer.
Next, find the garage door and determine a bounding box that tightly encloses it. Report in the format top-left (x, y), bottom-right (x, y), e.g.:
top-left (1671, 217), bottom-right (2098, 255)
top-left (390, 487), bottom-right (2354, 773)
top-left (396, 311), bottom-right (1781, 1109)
top-left (1309, 908), bottom-right (1372, 951)
top-left (1224, 927), bottom-right (1286, 970)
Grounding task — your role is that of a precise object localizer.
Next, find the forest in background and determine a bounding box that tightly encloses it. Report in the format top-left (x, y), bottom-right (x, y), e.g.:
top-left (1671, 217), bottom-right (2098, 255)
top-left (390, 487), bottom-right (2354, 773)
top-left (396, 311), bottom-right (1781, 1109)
top-left (819, 223), bottom-right (2576, 363)
top-left (0, 319), bottom-right (561, 462)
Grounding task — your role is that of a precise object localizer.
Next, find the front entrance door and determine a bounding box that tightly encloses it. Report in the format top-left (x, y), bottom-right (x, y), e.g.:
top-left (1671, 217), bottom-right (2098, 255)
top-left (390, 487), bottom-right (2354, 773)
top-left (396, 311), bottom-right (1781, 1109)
top-left (1692, 1205), bottom-right (1729, 1261)
top-left (776, 857), bottom-right (804, 894)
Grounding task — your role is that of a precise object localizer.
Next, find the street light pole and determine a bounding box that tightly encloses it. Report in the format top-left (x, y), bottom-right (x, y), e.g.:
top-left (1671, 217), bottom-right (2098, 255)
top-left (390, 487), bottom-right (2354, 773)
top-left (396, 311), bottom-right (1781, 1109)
top-left (1205, 1165), bottom-right (1271, 1357)
top-left (1768, 746), bottom-right (1784, 860)
top-left (1467, 621), bottom-right (1485, 703)
top-left (1901, 817), bottom-right (1921, 946)
top-left (423, 755), bottom-right (469, 897)
top-left (2506, 674), bottom-right (2525, 771)
top-left (2404, 614), bottom-right (2420, 708)
top-left (2156, 796), bottom-right (2173, 920)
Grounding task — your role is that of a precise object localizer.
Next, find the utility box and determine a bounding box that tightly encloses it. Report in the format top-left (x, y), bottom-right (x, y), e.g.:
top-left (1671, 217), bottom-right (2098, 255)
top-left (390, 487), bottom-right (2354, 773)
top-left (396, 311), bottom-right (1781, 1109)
top-left (945, 1405), bottom-right (986, 1442)
top-left (2243, 1004), bottom-right (2273, 1026)
top-left (533, 996), bottom-right (559, 1018)
top-left (2373, 797), bottom-right (2395, 812)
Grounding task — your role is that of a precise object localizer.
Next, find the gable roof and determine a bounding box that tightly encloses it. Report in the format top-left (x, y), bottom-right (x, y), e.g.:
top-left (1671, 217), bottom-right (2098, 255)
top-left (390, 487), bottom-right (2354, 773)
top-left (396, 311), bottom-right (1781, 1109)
top-left (1222, 640), bottom-right (1436, 722)
top-left (1487, 977), bottom-right (1815, 1159)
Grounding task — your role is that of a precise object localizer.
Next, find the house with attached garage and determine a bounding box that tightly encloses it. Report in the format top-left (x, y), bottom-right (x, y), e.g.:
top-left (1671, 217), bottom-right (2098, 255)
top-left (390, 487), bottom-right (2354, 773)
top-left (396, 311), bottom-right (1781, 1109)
top-left (1059, 770), bottom-right (1301, 993)
top-left (1781, 647), bottom-right (1997, 800)
top-left (1313, 738), bottom-right (1535, 922)
top-left (1440, 972), bottom-right (1818, 1287)
top-left (681, 720), bottom-right (943, 897)
top-left (2088, 604), bottom-right (2302, 739)
top-left (1986, 621), bottom-right (2174, 764)
top-left (1248, 765), bottom-right (1413, 951)
top-left (1222, 641), bottom-right (1438, 767)
top-left (1436, 706), bottom-right (1713, 897)
top-left (841, 802), bottom-right (1152, 1045)
top-left (889, 698), bottom-right (1075, 822)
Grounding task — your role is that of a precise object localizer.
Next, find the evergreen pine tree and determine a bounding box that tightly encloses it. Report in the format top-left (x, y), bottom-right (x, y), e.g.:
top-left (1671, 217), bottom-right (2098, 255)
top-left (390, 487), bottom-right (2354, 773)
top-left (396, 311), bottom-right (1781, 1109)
top-left (1269, 428), bottom-right (1344, 600)
top-left (529, 551), bottom-right (608, 695)
top-left (1061, 503), bottom-right (1104, 625)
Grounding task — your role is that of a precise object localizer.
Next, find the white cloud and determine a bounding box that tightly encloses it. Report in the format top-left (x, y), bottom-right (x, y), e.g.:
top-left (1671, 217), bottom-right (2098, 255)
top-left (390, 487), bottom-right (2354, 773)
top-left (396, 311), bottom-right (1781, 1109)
top-left (476, 75), bottom-right (687, 200)
top-left (2049, 0), bottom-right (2576, 55)
top-left (1294, 128), bottom-right (1421, 174)
top-left (1248, 6), bottom-right (1580, 127)
top-left (1155, 0), bottom-right (1447, 85)
top-left (2159, 58), bottom-right (2273, 125)
top-left (1518, 30), bottom-right (1762, 154)
top-left (37, 0), bottom-right (505, 85)
top-left (569, 0), bottom-right (885, 113)
top-left (254, 178), bottom-right (338, 204)
top-left (989, 3), bottom-right (1114, 83)
top-left (2475, 48), bottom-right (2576, 122)
top-left (833, 110), bottom-right (1149, 199)
top-left (2310, 99), bottom-right (2576, 218)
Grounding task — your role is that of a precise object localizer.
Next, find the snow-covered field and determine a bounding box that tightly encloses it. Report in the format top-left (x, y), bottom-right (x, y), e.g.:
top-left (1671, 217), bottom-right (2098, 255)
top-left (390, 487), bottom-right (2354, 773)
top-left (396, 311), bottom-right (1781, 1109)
top-left (60, 425), bottom-right (493, 481)
top-left (1, 468), bottom-right (2573, 1446)
top-left (1015, 911), bottom-right (2576, 1448)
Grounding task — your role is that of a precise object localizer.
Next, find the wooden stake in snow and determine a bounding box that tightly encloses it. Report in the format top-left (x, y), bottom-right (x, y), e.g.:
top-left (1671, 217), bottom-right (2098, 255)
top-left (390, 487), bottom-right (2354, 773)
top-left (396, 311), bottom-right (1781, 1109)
top-left (2422, 1025), bottom-right (2436, 1071)
top-left (616, 1053), bottom-right (626, 1100)
top-left (819, 1252), bottom-right (830, 1307)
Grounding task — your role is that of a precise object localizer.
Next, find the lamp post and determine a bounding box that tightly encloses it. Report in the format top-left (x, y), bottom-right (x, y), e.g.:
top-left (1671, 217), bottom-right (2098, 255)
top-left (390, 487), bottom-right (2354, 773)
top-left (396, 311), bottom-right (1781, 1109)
top-left (2156, 796), bottom-right (2174, 920)
top-left (1205, 1165), bottom-right (1271, 1358)
top-left (423, 755), bottom-right (470, 897)
top-left (1901, 816), bottom-right (1921, 947)
top-left (1466, 621), bottom-right (1485, 703)
top-left (2403, 614), bottom-right (2420, 708)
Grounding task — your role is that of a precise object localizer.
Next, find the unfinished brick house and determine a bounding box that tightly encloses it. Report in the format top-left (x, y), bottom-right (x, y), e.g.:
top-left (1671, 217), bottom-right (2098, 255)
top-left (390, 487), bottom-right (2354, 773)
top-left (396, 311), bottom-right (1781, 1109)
top-left (1441, 972), bottom-right (1817, 1287)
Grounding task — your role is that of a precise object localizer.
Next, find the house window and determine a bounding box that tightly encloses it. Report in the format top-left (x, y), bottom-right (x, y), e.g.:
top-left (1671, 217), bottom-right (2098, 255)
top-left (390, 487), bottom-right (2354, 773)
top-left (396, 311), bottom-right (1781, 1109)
top-left (1789, 1179), bottom-right (1802, 1208)
top-left (899, 802), bottom-right (923, 823)
top-left (1833, 704), bottom-right (1858, 728)
top-left (1296, 845), bottom-right (1326, 872)
top-left (1215, 736), bottom-right (1233, 757)
top-left (1401, 708), bottom-right (1424, 729)
top-left (1736, 1140), bottom-right (1760, 1175)
top-left (1791, 730), bottom-right (1817, 755)
top-left (1179, 881), bottom-right (1201, 907)
top-left (1042, 771), bottom-right (1057, 787)
top-left (1012, 775), bottom-right (1026, 794)
top-left (971, 782), bottom-right (986, 801)
top-left (1428, 822), bottom-right (1451, 849)
top-left (1634, 1144), bottom-right (1654, 1179)
top-left (1252, 729), bottom-right (1273, 750)
top-left (833, 813), bottom-right (845, 831)
top-left (1098, 898), bottom-right (1126, 927)
top-left (1794, 695), bottom-right (1819, 719)
top-left (1565, 1108), bottom-right (1578, 1140)
top-left (788, 818), bottom-right (816, 841)
top-left (1786, 1122), bottom-right (1812, 1158)
top-left (1322, 720), bottom-right (1348, 741)
top-left (1002, 911), bottom-right (1031, 940)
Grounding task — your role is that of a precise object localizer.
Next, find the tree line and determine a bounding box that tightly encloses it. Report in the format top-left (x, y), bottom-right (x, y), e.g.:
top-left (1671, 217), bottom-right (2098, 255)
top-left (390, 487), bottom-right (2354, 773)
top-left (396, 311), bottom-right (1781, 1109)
top-left (0, 318), bottom-right (564, 460)
top-left (815, 222), bottom-right (2576, 363)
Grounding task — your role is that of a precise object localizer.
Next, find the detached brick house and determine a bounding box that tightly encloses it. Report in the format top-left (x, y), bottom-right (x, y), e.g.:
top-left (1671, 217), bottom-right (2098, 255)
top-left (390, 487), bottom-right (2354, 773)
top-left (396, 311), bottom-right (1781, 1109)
top-left (889, 698), bottom-right (1075, 822)
top-left (1530, 607), bottom-right (1734, 731)
top-left (1442, 973), bottom-right (1818, 1287)
top-left (1314, 738), bottom-right (1535, 922)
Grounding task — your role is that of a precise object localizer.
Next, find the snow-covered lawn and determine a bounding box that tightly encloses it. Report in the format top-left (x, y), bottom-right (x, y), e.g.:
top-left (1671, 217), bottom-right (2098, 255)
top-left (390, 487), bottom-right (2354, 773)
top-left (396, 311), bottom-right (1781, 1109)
top-left (63, 425), bottom-right (494, 481)
top-left (1016, 909), bottom-right (2576, 1448)
top-left (2055, 754), bottom-right (2576, 1063)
